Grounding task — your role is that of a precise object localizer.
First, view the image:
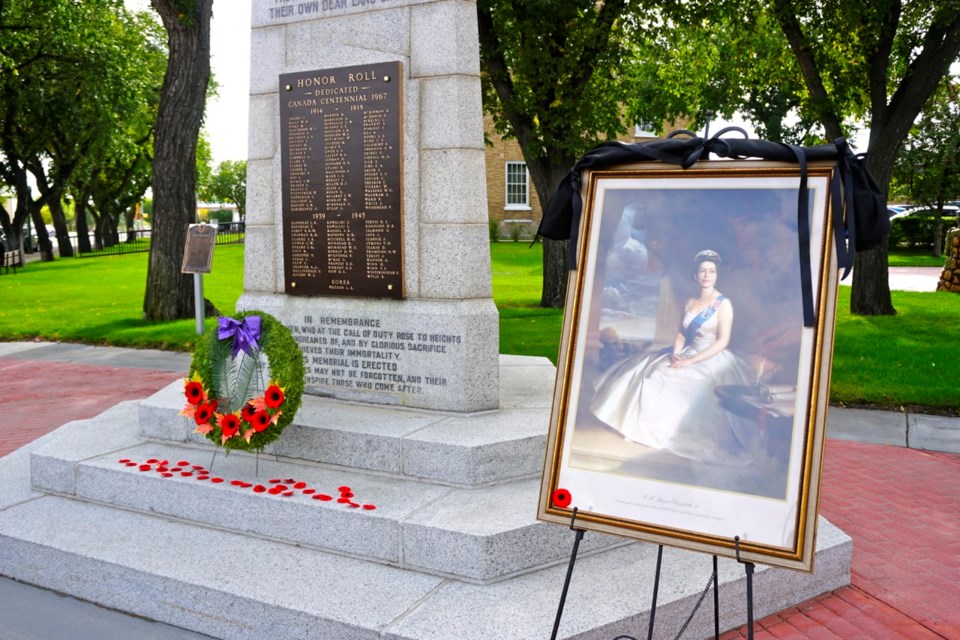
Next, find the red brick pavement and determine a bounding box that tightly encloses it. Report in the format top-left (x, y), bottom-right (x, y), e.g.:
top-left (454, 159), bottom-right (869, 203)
top-left (723, 440), bottom-right (960, 639)
top-left (0, 358), bottom-right (181, 457)
top-left (2, 356), bottom-right (958, 639)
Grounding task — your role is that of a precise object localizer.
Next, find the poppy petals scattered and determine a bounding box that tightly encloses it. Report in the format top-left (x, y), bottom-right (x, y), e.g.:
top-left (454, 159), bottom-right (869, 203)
top-left (117, 459), bottom-right (374, 509)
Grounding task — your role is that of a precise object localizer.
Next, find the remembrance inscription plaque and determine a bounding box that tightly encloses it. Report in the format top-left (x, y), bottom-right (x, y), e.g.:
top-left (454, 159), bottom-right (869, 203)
top-left (280, 61), bottom-right (403, 298)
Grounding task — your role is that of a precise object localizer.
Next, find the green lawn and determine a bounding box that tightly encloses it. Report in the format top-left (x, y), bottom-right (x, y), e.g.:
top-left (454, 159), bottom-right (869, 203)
top-left (1, 242), bottom-right (956, 414)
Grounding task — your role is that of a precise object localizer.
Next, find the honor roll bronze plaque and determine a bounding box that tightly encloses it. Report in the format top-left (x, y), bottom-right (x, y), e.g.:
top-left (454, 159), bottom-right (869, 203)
top-left (280, 61), bottom-right (404, 298)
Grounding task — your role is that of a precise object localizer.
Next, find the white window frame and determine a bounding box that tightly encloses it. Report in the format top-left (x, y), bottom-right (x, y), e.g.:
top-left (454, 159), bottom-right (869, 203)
top-left (504, 161), bottom-right (531, 210)
top-left (634, 121), bottom-right (657, 138)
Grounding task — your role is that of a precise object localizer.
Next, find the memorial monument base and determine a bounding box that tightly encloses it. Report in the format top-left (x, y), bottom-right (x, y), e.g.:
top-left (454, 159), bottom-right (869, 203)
top-left (0, 356), bottom-right (851, 639)
top-left (238, 293), bottom-right (500, 413)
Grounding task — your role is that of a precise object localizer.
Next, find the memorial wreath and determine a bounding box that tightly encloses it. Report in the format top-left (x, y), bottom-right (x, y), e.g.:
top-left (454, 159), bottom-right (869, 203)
top-left (181, 310), bottom-right (305, 452)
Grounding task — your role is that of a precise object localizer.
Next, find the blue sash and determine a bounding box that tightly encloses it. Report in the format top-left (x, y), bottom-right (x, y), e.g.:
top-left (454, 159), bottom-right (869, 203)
top-left (682, 295), bottom-right (725, 344)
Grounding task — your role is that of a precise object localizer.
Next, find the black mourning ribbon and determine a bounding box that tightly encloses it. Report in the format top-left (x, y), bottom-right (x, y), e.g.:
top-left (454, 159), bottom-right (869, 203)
top-left (537, 131), bottom-right (889, 328)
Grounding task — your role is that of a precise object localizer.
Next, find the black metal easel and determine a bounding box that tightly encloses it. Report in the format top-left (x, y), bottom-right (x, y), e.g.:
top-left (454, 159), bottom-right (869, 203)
top-left (550, 511), bottom-right (757, 640)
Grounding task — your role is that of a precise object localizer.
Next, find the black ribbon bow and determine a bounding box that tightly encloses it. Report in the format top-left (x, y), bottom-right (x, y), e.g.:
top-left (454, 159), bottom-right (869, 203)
top-left (537, 130), bottom-right (889, 327)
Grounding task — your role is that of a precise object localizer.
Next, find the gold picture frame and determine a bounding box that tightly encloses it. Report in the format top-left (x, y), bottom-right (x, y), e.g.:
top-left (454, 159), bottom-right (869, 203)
top-left (538, 160), bottom-right (839, 572)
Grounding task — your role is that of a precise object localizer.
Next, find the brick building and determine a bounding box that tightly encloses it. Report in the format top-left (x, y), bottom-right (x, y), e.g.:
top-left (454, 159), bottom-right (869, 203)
top-left (483, 114), bottom-right (661, 238)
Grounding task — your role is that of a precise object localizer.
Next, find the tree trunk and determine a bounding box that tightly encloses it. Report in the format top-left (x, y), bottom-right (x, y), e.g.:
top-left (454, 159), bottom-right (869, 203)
top-left (528, 157), bottom-right (576, 308)
top-left (48, 193), bottom-right (75, 258)
top-left (851, 238), bottom-right (895, 315)
top-left (143, 0), bottom-right (212, 321)
top-left (74, 190), bottom-right (93, 254)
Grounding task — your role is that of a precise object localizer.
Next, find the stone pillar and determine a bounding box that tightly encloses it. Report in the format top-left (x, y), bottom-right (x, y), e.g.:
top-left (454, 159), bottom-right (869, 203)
top-left (239, 0), bottom-right (499, 412)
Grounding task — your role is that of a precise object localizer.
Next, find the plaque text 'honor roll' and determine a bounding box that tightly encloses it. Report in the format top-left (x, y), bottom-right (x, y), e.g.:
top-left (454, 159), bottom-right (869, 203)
top-left (280, 61), bottom-right (404, 299)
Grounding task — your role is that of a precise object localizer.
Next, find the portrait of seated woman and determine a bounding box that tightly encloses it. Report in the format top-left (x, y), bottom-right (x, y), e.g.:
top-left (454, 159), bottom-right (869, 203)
top-left (591, 249), bottom-right (761, 465)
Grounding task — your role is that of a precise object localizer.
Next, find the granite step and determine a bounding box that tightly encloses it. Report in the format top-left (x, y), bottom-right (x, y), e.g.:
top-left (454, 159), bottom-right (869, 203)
top-left (138, 354), bottom-right (556, 487)
top-left (30, 418), bottom-right (622, 583)
top-left (0, 494), bottom-right (853, 640)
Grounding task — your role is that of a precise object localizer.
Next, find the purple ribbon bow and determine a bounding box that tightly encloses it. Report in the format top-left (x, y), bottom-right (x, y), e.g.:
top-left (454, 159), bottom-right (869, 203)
top-left (218, 315), bottom-right (262, 358)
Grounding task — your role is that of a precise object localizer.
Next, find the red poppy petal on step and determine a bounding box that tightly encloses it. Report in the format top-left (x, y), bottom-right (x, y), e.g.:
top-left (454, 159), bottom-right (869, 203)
top-left (337, 497), bottom-right (350, 504)
top-left (282, 491), bottom-right (294, 497)
top-left (302, 489), bottom-right (315, 495)
top-left (181, 472), bottom-right (193, 477)
top-left (125, 462), bottom-right (137, 467)
top-left (338, 485), bottom-right (351, 493)
top-left (240, 482), bottom-right (252, 488)
top-left (161, 472), bottom-right (173, 478)
top-left (362, 504), bottom-right (376, 510)
top-left (160, 460), bottom-right (169, 465)
top-left (340, 491), bottom-right (354, 498)
top-left (294, 482), bottom-right (307, 489)
top-left (118, 458), bottom-right (130, 464)
top-left (268, 487), bottom-right (282, 495)
top-left (269, 478), bottom-right (281, 484)
top-left (192, 465), bottom-right (205, 470)
top-left (210, 477), bottom-right (224, 483)
top-left (146, 458), bottom-right (158, 464)
top-left (139, 465), bottom-right (151, 471)
top-left (284, 478), bottom-right (295, 483)
top-left (196, 475), bottom-right (208, 481)
top-left (177, 460), bottom-right (190, 467)
top-left (253, 485), bottom-right (266, 493)
top-left (230, 480), bottom-right (244, 486)
top-left (170, 467), bottom-right (182, 472)
top-left (313, 494), bottom-right (332, 501)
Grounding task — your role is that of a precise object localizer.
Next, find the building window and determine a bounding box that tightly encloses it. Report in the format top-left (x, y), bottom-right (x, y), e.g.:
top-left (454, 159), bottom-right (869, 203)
top-left (505, 161), bottom-right (530, 209)
top-left (634, 121), bottom-right (657, 138)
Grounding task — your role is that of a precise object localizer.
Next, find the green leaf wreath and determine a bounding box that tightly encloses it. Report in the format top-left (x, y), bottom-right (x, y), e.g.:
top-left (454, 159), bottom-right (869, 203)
top-left (181, 310), bottom-right (305, 452)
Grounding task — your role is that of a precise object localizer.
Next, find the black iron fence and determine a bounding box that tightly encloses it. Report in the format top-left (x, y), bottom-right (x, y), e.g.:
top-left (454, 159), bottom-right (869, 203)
top-left (61, 222), bottom-right (245, 258)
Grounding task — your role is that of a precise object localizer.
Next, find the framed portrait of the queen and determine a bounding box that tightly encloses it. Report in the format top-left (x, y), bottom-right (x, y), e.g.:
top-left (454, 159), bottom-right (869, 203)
top-left (537, 160), bottom-right (840, 571)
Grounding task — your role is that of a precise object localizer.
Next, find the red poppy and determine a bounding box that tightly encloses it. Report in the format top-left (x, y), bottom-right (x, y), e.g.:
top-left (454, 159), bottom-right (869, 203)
top-left (170, 467), bottom-right (182, 472)
top-left (284, 478), bottom-right (295, 484)
top-left (211, 477), bottom-right (224, 484)
top-left (253, 485), bottom-right (266, 493)
top-left (302, 489), bottom-right (316, 495)
top-left (194, 403), bottom-right (215, 425)
top-left (337, 497), bottom-right (350, 504)
top-left (347, 502), bottom-right (360, 508)
top-left (192, 465), bottom-right (205, 470)
top-left (362, 504), bottom-right (376, 510)
top-left (181, 472), bottom-right (193, 477)
top-left (340, 491), bottom-right (354, 499)
top-left (139, 464), bottom-right (151, 472)
top-left (269, 487), bottom-right (283, 495)
top-left (119, 458), bottom-right (130, 464)
top-left (552, 488), bottom-right (572, 508)
top-left (313, 494), bottom-right (332, 501)
top-left (338, 485), bottom-right (351, 493)
top-left (161, 472), bottom-right (173, 478)
top-left (220, 414), bottom-right (241, 439)
top-left (264, 384), bottom-right (285, 409)
top-left (251, 410), bottom-right (271, 432)
top-left (196, 475), bottom-right (209, 481)
top-left (282, 491), bottom-right (294, 497)
top-left (125, 462), bottom-right (137, 467)
top-left (294, 482), bottom-right (307, 489)
top-left (177, 460), bottom-right (190, 467)
top-left (147, 459), bottom-right (158, 464)
top-left (230, 480), bottom-right (244, 486)
top-left (184, 381), bottom-right (206, 405)
top-left (241, 403), bottom-right (257, 422)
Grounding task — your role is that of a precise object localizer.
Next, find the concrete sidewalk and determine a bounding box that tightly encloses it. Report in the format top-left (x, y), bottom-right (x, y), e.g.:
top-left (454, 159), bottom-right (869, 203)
top-left (1, 340), bottom-right (958, 639)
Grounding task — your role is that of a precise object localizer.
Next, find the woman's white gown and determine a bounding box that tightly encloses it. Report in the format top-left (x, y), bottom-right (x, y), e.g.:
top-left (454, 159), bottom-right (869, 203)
top-left (590, 305), bottom-right (755, 464)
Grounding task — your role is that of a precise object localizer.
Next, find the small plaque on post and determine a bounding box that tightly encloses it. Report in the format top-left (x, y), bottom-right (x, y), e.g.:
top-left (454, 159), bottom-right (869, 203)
top-left (181, 224), bottom-right (216, 274)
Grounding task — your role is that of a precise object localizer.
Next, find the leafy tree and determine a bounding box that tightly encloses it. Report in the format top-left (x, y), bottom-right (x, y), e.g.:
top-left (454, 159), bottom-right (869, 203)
top-left (143, 0), bottom-right (213, 321)
top-left (195, 132), bottom-right (214, 201)
top-left (770, 0), bottom-right (960, 315)
top-left (0, 0), bottom-right (162, 259)
top-left (208, 160), bottom-right (247, 220)
top-left (893, 77), bottom-right (960, 255)
top-left (478, 0), bottom-right (634, 307)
